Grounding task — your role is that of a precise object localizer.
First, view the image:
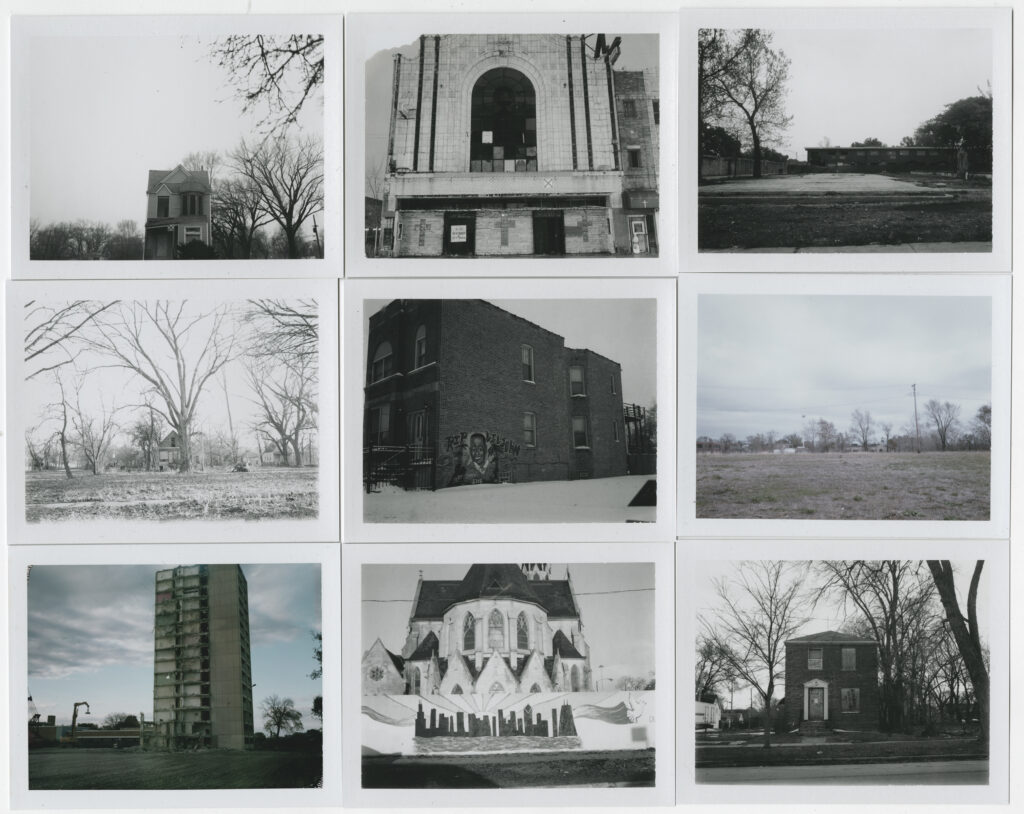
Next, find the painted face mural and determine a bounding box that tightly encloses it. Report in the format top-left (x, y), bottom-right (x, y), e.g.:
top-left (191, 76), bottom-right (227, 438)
top-left (442, 430), bottom-right (522, 487)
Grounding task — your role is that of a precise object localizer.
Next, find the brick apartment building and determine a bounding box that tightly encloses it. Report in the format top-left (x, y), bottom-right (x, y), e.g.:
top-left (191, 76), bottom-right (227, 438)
top-left (377, 34), bottom-right (659, 257)
top-left (364, 299), bottom-right (628, 489)
top-left (783, 631), bottom-right (880, 733)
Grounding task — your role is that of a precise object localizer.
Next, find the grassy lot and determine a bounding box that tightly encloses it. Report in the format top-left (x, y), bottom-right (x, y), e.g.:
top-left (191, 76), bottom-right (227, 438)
top-left (29, 747), bottom-right (322, 789)
top-left (25, 468), bottom-right (318, 522)
top-left (363, 749), bottom-right (655, 788)
top-left (698, 177), bottom-right (991, 250)
top-left (696, 452), bottom-right (989, 520)
top-left (696, 737), bottom-right (985, 769)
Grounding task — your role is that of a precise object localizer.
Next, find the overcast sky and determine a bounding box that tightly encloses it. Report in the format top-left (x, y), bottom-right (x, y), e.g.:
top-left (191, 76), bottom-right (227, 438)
top-left (27, 564), bottom-right (321, 730)
top-left (29, 34), bottom-right (322, 227)
top-left (365, 34), bottom-right (659, 192)
top-left (710, 28), bottom-right (991, 160)
top-left (366, 298), bottom-right (657, 407)
top-left (697, 295), bottom-right (991, 441)
top-left (694, 559), bottom-right (989, 704)
top-left (363, 563), bottom-right (656, 686)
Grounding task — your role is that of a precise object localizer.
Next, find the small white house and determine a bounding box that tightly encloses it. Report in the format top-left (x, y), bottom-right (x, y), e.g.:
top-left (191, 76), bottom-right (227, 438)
top-left (696, 699), bottom-right (722, 729)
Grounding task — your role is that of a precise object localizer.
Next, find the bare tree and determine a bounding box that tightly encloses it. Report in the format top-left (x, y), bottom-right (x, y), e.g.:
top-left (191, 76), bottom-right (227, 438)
top-left (212, 177), bottom-right (275, 259)
top-left (924, 400), bottom-right (961, 451)
top-left (69, 379), bottom-right (124, 475)
top-left (181, 150), bottom-right (223, 189)
top-left (260, 694), bottom-right (304, 738)
top-left (698, 29), bottom-right (760, 168)
top-left (850, 409), bottom-right (874, 450)
top-left (695, 634), bottom-right (737, 701)
top-left (230, 136), bottom-right (324, 259)
top-left (816, 418), bottom-right (838, 452)
top-left (53, 372), bottom-right (75, 479)
top-left (880, 422), bottom-right (894, 451)
top-left (927, 561), bottom-right (988, 741)
top-left (701, 562), bottom-right (810, 747)
top-left (130, 404), bottom-right (163, 472)
top-left (24, 300), bottom-right (119, 381)
top-left (86, 302), bottom-right (236, 473)
top-left (972, 404), bottom-right (991, 450)
top-left (246, 355), bottom-right (317, 467)
top-left (244, 298), bottom-right (319, 365)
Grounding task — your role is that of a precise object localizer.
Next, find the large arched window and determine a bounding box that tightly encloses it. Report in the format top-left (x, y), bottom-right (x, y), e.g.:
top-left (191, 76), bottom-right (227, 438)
top-left (409, 666), bottom-right (421, 695)
top-left (414, 325), bottom-right (427, 368)
top-left (516, 611), bottom-right (529, 650)
top-left (371, 341), bottom-right (393, 382)
top-left (470, 68), bottom-right (537, 172)
top-left (463, 613), bottom-right (475, 651)
top-left (488, 609), bottom-right (504, 649)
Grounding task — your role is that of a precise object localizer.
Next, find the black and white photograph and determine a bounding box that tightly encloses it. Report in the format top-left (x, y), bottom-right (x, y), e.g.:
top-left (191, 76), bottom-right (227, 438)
top-left (345, 12), bottom-right (678, 273)
top-left (11, 15), bottom-right (341, 271)
top-left (685, 7), bottom-right (1011, 272)
top-left (680, 274), bottom-right (1010, 538)
top-left (344, 277), bottom-right (676, 542)
top-left (684, 543), bottom-right (1008, 804)
top-left (343, 542), bottom-right (674, 807)
top-left (8, 279), bottom-right (339, 544)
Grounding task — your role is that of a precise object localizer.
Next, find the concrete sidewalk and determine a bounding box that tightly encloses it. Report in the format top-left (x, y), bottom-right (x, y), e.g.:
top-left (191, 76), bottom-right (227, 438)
top-left (702, 242), bottom-right (992, 254)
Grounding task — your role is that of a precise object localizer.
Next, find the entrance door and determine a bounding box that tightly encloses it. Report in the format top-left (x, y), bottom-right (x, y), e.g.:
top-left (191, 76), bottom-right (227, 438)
top-left (629, 216), bottom-right (650, 254)
top-left (533, 211), bottom-right (566, 255)
top-left (443, 213), bottom-right (475, 256)
top-left (808, 687), bottom-right (825, 721)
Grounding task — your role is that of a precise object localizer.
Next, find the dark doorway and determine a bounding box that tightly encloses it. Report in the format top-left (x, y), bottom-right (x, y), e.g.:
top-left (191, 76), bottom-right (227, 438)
top-left (532, 211), bottom-right (565, 255)
top-left (443, 213), bottom-right (475, 256)
top-left (808, 687), bottom-right (825, 721)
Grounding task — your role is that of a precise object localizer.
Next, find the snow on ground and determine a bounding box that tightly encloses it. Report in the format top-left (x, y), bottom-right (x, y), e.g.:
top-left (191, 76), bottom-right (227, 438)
top-left (364, 475), bottom-right (656, 524)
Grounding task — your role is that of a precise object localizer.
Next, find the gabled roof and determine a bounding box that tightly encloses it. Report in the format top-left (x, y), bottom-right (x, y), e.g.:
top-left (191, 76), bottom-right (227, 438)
top-left (787, 630), bottom-right (877, 645)
top-left (146, 165), bottom-right (212, 195)
top-left (412, 564), bottom-right (581, 620)
top-left (552, 630), bottom-right (584, 659)
top-left (407, 631), bottom-right (440, 661)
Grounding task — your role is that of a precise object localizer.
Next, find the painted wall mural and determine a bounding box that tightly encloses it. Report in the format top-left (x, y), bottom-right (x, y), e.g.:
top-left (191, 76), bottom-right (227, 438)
top-left (441, 430), bottom-right (522, 487)
top-left (362, 691), bottom-right (655, 755)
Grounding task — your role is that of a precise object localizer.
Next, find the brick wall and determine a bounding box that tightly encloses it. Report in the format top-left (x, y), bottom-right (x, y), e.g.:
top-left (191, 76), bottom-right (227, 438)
top-left (395, 211), bottom-right (444, 256)
top-left (475, 209), bottom-right (533, 256)
top-left (783, 641), bottom-right (880, 731)
top-left (564, 207), bottom-right (613, 254)
top-left (567, 349), bottom-right (627, 479)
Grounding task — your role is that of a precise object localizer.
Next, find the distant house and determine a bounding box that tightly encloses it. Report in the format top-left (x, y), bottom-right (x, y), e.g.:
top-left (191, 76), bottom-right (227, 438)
top-left (158, 431), bottom-right (183, 470)
top-left (144, 165), bottom-right (213, 260)
top-left (696, 699), bottom-right (722, 729)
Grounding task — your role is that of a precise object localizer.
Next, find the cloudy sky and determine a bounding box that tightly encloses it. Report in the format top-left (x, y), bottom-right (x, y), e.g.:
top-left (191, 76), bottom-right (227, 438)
top-left (708, 28), bottom-right (991, 161)
top-left (29, 33), bottom-right (322, 228)
top-left (363, 563), bottom-right (656, 686)
top-left (27, 564), bottom-right (321, 730)
top-left (366, 298), bottom-right (658, 407)
top-left (697, 295), bottom-right (991, 442)
top-left (694, 559), bottom-right (990, 703)
top-left (365, 34), bottom-right (659, 192)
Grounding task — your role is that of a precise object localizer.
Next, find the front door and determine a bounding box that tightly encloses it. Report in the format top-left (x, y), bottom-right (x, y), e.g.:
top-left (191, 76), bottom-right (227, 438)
top-left (808, 687), bottom-right (825, 721)
top-left (533, 211), bottom-right (565, 255)
top-left (629, 216), bottom-right (650, 254)
top-left (443, 213), bottom-right (475, 256)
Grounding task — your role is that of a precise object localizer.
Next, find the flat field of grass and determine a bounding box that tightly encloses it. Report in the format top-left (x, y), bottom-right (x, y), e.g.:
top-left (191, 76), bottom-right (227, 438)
top-left (696, 737), bottom-right (985, 769)
top-left (25, 468), bottom-right (318, 522)
top-left (29, 747), bottom-right (322, 789)
top-left (696, 452), bottom-right (989, 520)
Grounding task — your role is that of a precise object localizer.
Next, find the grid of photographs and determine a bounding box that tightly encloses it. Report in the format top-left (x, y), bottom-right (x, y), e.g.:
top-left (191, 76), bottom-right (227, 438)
top-left (1, 4), bottom-right (1015, 814)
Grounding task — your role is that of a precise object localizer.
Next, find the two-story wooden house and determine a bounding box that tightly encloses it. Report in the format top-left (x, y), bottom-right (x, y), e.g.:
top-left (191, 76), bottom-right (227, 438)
top-left (144, 165), bottom-right (213, 259)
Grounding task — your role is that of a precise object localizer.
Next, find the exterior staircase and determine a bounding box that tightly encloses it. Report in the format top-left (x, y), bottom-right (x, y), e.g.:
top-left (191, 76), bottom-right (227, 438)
top-left (799, 719), bottom-right (829, 736)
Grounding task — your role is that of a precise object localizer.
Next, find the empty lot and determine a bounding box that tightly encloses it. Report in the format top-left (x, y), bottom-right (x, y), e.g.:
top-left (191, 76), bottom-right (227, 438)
top-left (696, 452), bottom-right (989, 520)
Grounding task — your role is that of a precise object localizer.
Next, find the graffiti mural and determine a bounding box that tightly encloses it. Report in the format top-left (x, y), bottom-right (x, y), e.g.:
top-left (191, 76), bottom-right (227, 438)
top-left (441, 430), bottom-right (522, 487)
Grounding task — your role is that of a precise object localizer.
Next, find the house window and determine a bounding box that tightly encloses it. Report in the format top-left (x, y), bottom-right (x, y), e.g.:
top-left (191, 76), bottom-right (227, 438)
top-left (184, 226), bottom-right (202, 244)
top-left (523, 412), bottom-right (537, 447)
top-left (841, 688), bottom-right (860, 713)
top-left (569, 365), bottom-right (586, 396)
top-left (371, 341), bottom-right (393, 382)
top-left (488, 609), bottom-right (504, 649)
top-left (521, 345), bottom-right (534, 382)
top-left (414, 324), bottom-right (427, 368)
top-left (517, 612), bottom-right (529, 649)
top-left (613, 419), bottom-right (619, 442)
top-left (610, 374), bottom-right (616, 394)
top-left (652, 99), bottom-right (659, 125)
top-left (841, 647), bottom-right (856, 671)
top-left (622, 99), bottom-right (637, 118)
top-left (627, 148), bottom-right (642, 169)
top-left (368, 405), bottom-right (391, 444)
top-left (572, 415), bottom-right (590, 448)
top-left (182, 193), bottom-right (203, 216)
top-left (157, 196), bottom-right (169, 217)
top-left (808, 648), bottom-right (823, 670)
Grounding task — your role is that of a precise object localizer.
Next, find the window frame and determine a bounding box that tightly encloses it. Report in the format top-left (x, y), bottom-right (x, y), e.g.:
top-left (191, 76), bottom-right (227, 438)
top-left (569, 365), bottom-right (586, 397)
top-left (516, 611), bottom-right (529, 650)
top-left (627, 147), bottom-right (642, 169)
top-left (414, 324), bottom-right (427, 369)
top-left (807, 647), bottom-right (823, 671)
top-left (840, 687), bottom-right (861, 713)
top-left (156, 195), bottom-right (169, 218)
top-left (522, 411), bottom-right (537, 448)
top-left (463, 612), bottom-right (475, 651)
top-left (841, 647), bottom-right (856, 671)
top-left (488, 608), bottom-right (504, 649)
top-left (572, 415), bottom-right (590, 448)
top-left (521, 344), bottom-right (535, 382)
top-left (371, 341), bottom-right (394, 383)
top-left (368, 405), bottom-right (391, 445)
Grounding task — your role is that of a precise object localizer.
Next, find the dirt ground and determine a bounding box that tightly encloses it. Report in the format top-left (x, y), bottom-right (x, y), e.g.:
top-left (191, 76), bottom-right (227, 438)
top-left (363, 749), bottom-right (656, 788)
top-left (696, 737), bottom-right (985, 769)
top-left (29, 747), bottom-right (322, 789)
top-left (698, 173), bottom-right (991, 250)
top-left (25, 468), bottom-right (319, 522)
top-left (696, 452), bottom-right (989, 520)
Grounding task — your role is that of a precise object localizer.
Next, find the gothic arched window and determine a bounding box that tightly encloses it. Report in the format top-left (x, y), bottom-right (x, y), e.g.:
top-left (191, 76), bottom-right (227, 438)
top-left (463, 612), bottom-right (475, 651)
top-left (488, 609), bottom-right (504, 649)
top-left (409, 667), bottom-right (421, 695)
top-left (451, 684), bottom-right (463, 695)
top-left (570, 665), bottom-right (581, 692)
top-left (470, 68), bottom-right (537, 172)
top-left (489, 681), bottom-right (505, 694)
top-left (529, 683), bottom-right (541, 693)
top-left (516, 611), bottom-right (529, 650)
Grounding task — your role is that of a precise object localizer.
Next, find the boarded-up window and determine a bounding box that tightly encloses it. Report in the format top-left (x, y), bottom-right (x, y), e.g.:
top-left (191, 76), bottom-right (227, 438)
top-left (841, 647), bottom-right (856, 670)
top-left (808, 648), bottom-right (823, 670)
top-left (841, 687), bottom-right (860, 712)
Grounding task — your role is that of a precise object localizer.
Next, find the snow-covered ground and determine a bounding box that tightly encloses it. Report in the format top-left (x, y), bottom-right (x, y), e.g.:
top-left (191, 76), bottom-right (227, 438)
top-left (365, 475), bottom-right (656, 524)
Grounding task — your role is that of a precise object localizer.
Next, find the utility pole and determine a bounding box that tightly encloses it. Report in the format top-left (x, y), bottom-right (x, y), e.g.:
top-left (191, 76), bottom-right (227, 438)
top-left (912, 383), bottom-right (922, 453)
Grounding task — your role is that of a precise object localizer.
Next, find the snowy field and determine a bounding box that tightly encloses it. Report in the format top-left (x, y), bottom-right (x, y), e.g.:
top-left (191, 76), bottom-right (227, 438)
top-left (364, 475), bottom-right (656, 524)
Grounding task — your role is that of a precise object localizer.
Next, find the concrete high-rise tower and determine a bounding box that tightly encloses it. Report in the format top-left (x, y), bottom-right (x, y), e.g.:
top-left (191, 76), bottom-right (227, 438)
top-left (152, 565), bottom-right (254, 749)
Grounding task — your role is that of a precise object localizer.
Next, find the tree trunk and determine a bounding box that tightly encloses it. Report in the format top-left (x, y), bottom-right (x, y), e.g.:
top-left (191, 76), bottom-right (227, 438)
top-left (761, 682), bottom-right (773, 747)
top-left (176, 418), bottom-right (193, 473)
top-left (290, 433), bottom-right (303, 467)
top-left (750, 120), bottom-right (762, 179)
top-left (59, 430), bottom-right (72, 479)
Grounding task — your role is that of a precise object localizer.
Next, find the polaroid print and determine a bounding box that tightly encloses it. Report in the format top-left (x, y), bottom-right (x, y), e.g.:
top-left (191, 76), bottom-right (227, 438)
top-left (7, 278), bottom-right (340, 544)
top-left (682, 6), bottom-right (1011, 272)
top-left (343, 541), bottom-right (675, 807)
top-left (679, 539), bottom-right (1008, 804)
top-left (678, 273), bottom-right (1010, 539)
top-left (343, 277), bottom-right (676, 543)
top-left (345, 12), bottom-right (679, 276)
top-left (11, 15), bottom-right (342, 278)
top-left (9, 542), bottom-right (341, 808)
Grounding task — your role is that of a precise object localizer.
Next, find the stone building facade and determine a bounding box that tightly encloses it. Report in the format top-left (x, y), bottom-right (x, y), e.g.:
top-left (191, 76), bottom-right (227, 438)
top-left (364, 299), bottom-right (628, 489)
top-left (379, 34), bottom-right (658, 257)
top-left (143, 165), bottom-right (213, 260)
top-left (783, 631), bottom-right (879, 733)
top-left (362, 563), bottom-right (592, 696)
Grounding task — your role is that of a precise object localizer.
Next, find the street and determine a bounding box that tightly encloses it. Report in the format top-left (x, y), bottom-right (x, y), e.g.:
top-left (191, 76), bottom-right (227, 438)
top-left (697, 759), bottom-right (988, 785)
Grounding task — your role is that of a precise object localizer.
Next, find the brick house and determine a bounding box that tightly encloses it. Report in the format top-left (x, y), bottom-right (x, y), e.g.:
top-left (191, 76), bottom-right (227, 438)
top-left (612, 68), bottom-right (659, 255)
top-left (783, 631), bottom-right (879, 733)
top-left (364, 299), bottom-right (627, 490)
top-left (144, 165), bottom-right (213, 260)
top-left (378, 34), bottom-right (658, 257)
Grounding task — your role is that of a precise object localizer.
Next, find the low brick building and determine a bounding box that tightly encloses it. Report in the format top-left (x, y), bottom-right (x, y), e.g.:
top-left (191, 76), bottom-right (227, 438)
top-left (364, 299), bottom-right (627, 489)
top-left (783, 631), bottom-right (879, 733)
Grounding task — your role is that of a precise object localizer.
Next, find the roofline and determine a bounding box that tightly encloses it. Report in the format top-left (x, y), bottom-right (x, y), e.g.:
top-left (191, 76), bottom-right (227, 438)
top-left (804, 146), bottom-right (955, 151)
top-left (786, 637), bottom-right (878, 645)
